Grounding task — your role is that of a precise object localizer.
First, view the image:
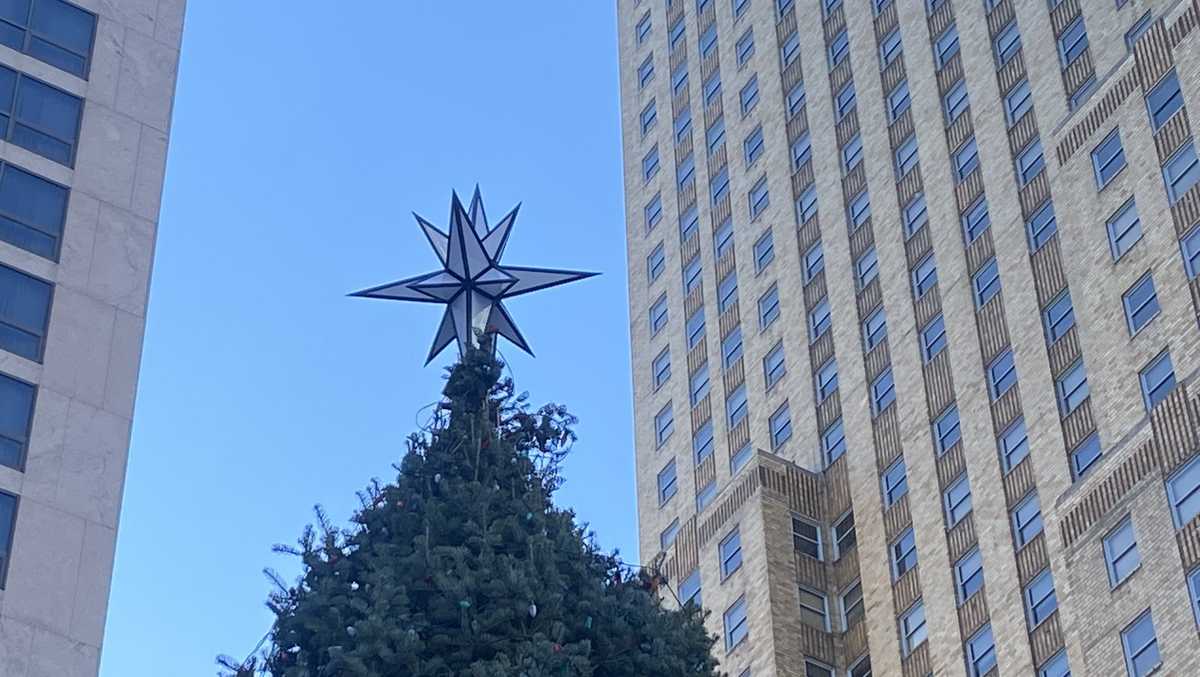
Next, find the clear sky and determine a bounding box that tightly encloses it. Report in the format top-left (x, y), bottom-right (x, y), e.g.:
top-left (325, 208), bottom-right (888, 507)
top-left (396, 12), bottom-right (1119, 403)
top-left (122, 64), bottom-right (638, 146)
top-left (99, 3), bottom-right (632, 674)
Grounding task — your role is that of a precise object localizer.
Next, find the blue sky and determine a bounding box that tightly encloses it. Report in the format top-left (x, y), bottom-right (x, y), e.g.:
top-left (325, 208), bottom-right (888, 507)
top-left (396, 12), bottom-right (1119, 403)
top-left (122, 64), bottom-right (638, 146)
top-left (99, 3), bottom-right (632, 674)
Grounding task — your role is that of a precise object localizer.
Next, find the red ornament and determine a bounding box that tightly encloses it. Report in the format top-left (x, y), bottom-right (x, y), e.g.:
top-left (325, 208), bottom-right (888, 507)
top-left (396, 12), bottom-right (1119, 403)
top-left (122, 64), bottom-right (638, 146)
top-left (553, 643), bottom-right (562, 653)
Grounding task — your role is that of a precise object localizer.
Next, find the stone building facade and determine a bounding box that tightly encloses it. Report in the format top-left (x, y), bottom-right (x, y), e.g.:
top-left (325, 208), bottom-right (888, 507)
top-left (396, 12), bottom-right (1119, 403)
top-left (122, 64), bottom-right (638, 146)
top-left (0, 1), bottom-right (185, 675)
top-left (618, 0), bottom-right (1200, 674)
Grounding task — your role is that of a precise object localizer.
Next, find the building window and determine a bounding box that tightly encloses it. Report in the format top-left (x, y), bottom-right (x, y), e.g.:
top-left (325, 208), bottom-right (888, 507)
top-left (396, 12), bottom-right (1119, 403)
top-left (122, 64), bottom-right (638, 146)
top-left (945, 474), bottom-right (973, 527)
top-left (863, 307), bottom-right (887, 351)
top-left (882, 457), bottom-right (908, 506)
top-left (994, 22), bottom-right (1021, 64)
top-left (904, 194), bottom-right (928, 236)
top-left (645, 195), bottom-right (663, 233)
top-left (1056, 360), bottom-right (1089, 415)
top-left (834, 511), bottom-right (856, 557)
top-left (892, 527), bottom-right (918, 578)
top-left (714, 216), bottom-right (734, 257)
top-left (640, 101), bottom-right (657, 136)
top-left (1070, 75), bottom-right (1096, 110)
top-left (647, 244), bottom-right (665, 283)
top-left (686, 308), bottom-right (705, 348)
top-left (815, 359), bottom-right (838, 402)
top-left (900, 600), bottom-right (927, 654)
top-left (722, 327), bottom-right (743, 368)
top-left (679, 205), bottom-right (698, 240)
top-left (895, 134), bottom-right (918, 176)
top-left (735, 28), bottom-right (755, 65)
top-left (1000, 418), bottom-right (1029, 470)
top-left (1123, 273), bottom-right (1160, 334)
top-left (674, 106), bottom-right (693, 143)
top-left (921, 315), bottom-right (946, 362)
top-left (848, 191), bottom-right (871, 229)
top-left (972, 257), bottom-right (1001, 308)
top-left (699, 22), bottom-right (716, 57)
top-left (966, 625), bottom-right (996, 677)
top-left (943, 79), bottom-right (969, 123)
top-left (671, 63), bottom-right (689, 96)
top-left (804, 242), bottom-right (824, 282)
top-left (988, 349), bottom-right (1017, 399)
top-left (0, 374), bottom-right (34, 470)
top-left (823, 419), bottom-right (846, 464)
top-left (881, 28), bottom-right (902, 66)
top-left (769, 403), bottom-right (791, 448)
top-left (780, 30), bottom-right (800, 66)
top-left (954, 137), bottom-right (979, 181)
top-left (912, 254), bottom-right (937, 299)
top-left (1016, 138), bottom-right (1044, 185)
top-left (1058, 17), bottom-right (1088, 65)
top-left (0, 489), bottom-right (13, 588)
top-left (1126, 11), bottom-right (1153, 49)
top-left (798, 586), bottom-right (829, 630)
top-left (676, 153), bottom-right (695, 189)
top-left (642, 147), bottom-right (660, 182)
top-left (1190, 568), bottom-right (1200, 626)
top-left (1012, 493), bottom-right (1043, 547)
top-left (842, 134), bottom-right (863, 172)
top-left (703, 72), bottom-right (722, 106)
top-left (732, 0), bottom-right (750, 18)
top-left (955, 548), bottom-right (984, 603)
top-left (697, 479), bottom-right (716, 511)
top-left (727, 383), bottom-right (748, 426)
top-left (1070, 433), bottom-right (1102, 480)
top-left (1107, 199), bottom-right (1142, 259)
top-left (963, 198), bottom-right (990, 242)
top-left (0, 68), bottom-right (83, 166)
top-left (731, 441), bottom-right (753, 474)
top-left (754, 230), bottom-right (774, 271)
top-left (791, 131), bottom-right (813, 169)
top-left (718, 273), bottom-right (739, 313)
top-left (1139, 351), bottom-right (1176, 411)
top-left (680, 568), bottom-right (701, 607)
top-left (1040, 651), bottom-right (1071, 677)
top-left (935, 24), bottom-right (959, 67)
top-left (720, 528), bottom-right (743, 578)
top-left (693, 420), bottom-right (714, 463)
top-left (682, 256), bottom-right (702, 294)
top-left (723, 596), bottom-right (749, 650)
top-left (763, 341), bottom-right (785, 388)
top-left (1093, 130), bottom-right (1126, 188)
top-left (841, 580), bottom-right (863, 627)
top-left (660, 518), bottom-right (680, 549)
top-left (0, 264), bottom-right (51, 362)
top-left (856, 247), bottom-right (878, 289)
top-left (829, 29), bottom-right (849, 67)
top-left (739, 76), bottom-right (759, 114)
top-left (655, 404), bottom-right (674, 446)
top-left (1043, 291), bottom-right (1074, 343)
top-left (0, 0), bottom-right (96, 77)
top-left (796, 184), bottom-right (818, 223)
top-left (792, 517), bottom-right (821, 559)
top-left (0, 162), bottom-right (68, 261)
top-left (749, 176), bottom-right (770, 218)
top-left (653, 348), bottom-right (671, 390)
top-left (786, 80), bottom-right (807, 116)
top-left (836, 81), bottom-right (856, 119)
top-left (758, 285), bottom-right (780, 328)
top-left (668, 14), bottom-right (686, 48)
top-left (638, 55), bottom-right (655, 88)
top-left (650, 295), bottom-right (669, 334)
top-left (935, 405), bottom-right (961, 454)
top-left (1182, 225), bottom-right (1200, 278)
top-left (1121, 610), bottom-right (1161, 676)
top-left (1146, 70), bottom-right (1182, 130)
top-left (1163, 141), bottom-right (1199, 204)
top-left (850, 656), bottom-right (872, 677)
top-left (1167, 457), bottom-right (1200, 527)
top-left (872, 368), bottom-right (895, 414)
top-left (657, 460), bottom-right (678, 505)
top-left (1024, 569), bottom-right (1058, 628)
top-left (706, 116), bottom-right (725, 153)
top-left (1026, 200), bottom-right (1057, 251)
top-left (810, 298), bottom-right (832, 341)
top-left (690, 364), bottom-right (710, 406)
top-left (1005, 78), bottom-right (1032, 126)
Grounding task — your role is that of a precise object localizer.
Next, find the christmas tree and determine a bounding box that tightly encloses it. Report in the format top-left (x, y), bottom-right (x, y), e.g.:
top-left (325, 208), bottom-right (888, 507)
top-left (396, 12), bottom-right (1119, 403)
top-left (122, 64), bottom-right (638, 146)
top-left (221, 342), bottom-right (719, 676)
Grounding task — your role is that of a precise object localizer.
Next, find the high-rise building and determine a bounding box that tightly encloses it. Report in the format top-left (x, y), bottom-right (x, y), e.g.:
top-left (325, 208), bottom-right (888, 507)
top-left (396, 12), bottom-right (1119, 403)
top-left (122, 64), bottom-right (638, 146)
top-left (619, 0), bottom-right (1200, 674)
top-left (0, 0), bottom-right (185, 673)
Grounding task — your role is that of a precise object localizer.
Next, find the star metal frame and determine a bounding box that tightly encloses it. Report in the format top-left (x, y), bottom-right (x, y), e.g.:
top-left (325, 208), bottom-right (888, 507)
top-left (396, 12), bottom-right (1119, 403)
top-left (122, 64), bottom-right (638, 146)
top-left (351, 187), bottom-right (597, 364)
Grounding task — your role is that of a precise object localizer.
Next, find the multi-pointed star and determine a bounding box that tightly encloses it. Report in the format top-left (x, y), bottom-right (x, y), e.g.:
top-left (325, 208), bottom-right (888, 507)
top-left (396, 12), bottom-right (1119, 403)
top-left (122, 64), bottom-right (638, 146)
top-left (351, 188), bottom-right (597, 364)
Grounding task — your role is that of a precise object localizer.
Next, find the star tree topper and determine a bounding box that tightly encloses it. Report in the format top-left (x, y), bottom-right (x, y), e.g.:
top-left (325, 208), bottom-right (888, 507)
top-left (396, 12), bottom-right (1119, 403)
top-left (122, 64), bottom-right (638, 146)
top-left (351, 188), bottom-right (597, 364)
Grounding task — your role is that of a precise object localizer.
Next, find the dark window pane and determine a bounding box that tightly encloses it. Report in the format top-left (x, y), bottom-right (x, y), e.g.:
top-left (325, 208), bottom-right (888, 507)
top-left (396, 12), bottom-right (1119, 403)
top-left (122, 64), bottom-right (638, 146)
top-left (0, 264), bottom-right (50, 361)
top-left (28, 36), bottom-right (86, 77)
top-left (0, 373), bottom-right (33, 469)
top-left (31, 0), bottom-right (95, 56)
top-left (0, 0), bottom-right (29, 25)
top-left (0, 67), bottom-right (16, 111)
top-left (14, 76), bottom-right (82, 156)
top-left (0, 490), bottom-right (15, 586)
